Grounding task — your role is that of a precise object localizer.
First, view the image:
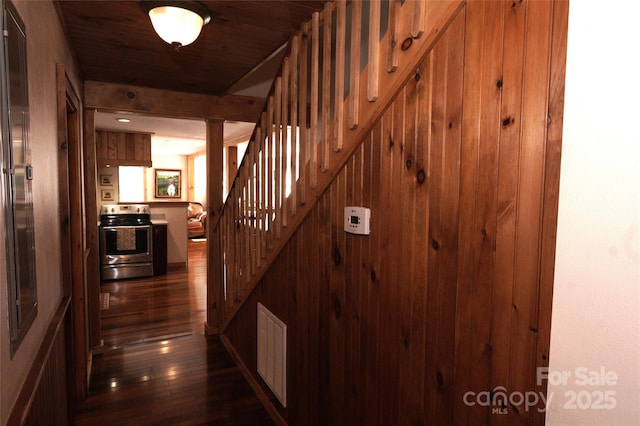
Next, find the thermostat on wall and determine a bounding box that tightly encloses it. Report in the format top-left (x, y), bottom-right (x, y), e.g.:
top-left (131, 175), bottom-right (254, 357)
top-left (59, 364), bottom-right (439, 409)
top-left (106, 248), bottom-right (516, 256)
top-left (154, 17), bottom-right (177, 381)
top-left (344, 206), bottom-right (371, 235)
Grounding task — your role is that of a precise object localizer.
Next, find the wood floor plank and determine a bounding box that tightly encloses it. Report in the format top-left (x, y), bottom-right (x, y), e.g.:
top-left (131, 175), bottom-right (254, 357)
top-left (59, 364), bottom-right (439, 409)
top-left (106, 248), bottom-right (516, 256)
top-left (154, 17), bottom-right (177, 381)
top-left (99, 240), bottom-right (208, 347)
top-left (77, 241), bottom-right (274, 425)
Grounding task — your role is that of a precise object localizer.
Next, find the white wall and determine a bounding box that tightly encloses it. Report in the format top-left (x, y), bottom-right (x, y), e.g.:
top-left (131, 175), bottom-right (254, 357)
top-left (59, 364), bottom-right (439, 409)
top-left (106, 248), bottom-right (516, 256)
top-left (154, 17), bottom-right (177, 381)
top-left (547, 1), bottom-right (640, 425)
top-left (193, 153), bottom-right (207, 207)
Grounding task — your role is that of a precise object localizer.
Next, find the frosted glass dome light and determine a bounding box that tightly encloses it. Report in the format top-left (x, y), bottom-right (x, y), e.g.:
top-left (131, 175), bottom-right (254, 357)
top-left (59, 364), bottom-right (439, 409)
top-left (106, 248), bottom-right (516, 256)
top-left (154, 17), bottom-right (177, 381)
top-left (143, 1), bottom-right (211, 49)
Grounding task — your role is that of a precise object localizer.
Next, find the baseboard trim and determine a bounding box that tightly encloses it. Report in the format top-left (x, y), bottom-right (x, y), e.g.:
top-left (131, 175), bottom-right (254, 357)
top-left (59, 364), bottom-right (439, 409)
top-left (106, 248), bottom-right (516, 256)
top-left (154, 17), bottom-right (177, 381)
top-left (219, 334), bottom-right (286, 426)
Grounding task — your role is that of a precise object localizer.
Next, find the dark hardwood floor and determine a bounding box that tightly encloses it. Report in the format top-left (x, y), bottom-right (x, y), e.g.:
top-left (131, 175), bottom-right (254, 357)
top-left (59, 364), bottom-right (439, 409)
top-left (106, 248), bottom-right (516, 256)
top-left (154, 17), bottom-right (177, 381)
top-left (100, 239), bottom-right (208, 347)
top-left (76, 240), bottom-right (275, 425)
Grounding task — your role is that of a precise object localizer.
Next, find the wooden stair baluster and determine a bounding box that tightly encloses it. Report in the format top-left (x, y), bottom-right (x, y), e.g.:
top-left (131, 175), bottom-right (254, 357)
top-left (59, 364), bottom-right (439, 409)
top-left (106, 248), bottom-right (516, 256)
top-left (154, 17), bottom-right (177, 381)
top-left (213, 0), bottom-right (467, 331)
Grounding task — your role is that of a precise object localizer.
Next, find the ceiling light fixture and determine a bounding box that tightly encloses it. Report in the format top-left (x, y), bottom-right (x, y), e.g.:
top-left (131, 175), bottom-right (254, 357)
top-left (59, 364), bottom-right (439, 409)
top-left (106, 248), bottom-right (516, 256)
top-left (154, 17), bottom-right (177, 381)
top-left (116, 118), bottom-right (131, 123)
top-left (142, 1), bottom-right (212, 49)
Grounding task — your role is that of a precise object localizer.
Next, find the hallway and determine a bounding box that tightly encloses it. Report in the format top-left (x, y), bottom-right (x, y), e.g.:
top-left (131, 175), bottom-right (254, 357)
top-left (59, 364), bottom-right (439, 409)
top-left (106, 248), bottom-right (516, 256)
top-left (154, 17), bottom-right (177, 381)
top-left (75, 240), bottom-right (275, 425)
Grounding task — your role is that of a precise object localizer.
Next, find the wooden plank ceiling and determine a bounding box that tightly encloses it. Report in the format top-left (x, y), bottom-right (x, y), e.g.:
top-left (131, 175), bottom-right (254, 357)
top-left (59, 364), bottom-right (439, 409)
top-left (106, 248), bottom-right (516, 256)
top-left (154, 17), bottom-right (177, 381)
top-left (55, 0), bottom-right (325, 96)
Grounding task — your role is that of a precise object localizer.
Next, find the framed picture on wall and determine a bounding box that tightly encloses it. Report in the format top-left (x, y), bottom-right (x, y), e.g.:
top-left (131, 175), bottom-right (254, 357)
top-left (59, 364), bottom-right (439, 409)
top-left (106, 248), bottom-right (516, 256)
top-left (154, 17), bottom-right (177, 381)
top-left (101, 189), bottom-right (114, 201)
top-left (155, 169), bottom-right (181, 198)
top-left (100, 174), bottom-right (113, 186)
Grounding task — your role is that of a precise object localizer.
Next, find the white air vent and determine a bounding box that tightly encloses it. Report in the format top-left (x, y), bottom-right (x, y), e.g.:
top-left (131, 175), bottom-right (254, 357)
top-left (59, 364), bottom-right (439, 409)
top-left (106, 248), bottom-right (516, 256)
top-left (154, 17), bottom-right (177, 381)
top-left (257, 303), bottom-right (287, 407)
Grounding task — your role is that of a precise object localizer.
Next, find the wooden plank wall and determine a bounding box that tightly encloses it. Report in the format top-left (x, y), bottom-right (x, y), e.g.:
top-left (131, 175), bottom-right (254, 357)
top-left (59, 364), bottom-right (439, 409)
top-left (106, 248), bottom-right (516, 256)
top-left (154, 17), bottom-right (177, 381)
top-left (8, 300), bottom-right (71, 425)
top-left (95, 129), bottom-right (152, 167)
top-left (23, 321), bottom-right (69, 425)
top-left (224, 1), bottom-right (568, 425)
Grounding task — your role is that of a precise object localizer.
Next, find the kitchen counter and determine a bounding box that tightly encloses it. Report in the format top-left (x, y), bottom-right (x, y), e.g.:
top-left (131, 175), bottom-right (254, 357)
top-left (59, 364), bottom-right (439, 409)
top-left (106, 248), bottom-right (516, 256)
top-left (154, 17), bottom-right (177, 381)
top-left (149, 205), bottom-right (188, 268)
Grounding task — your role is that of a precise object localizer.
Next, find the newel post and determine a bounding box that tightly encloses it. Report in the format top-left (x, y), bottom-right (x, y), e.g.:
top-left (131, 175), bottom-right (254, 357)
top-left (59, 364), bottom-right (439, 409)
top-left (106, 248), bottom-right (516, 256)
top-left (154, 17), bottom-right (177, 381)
top-left (205, 118), bottom-right (224, 335)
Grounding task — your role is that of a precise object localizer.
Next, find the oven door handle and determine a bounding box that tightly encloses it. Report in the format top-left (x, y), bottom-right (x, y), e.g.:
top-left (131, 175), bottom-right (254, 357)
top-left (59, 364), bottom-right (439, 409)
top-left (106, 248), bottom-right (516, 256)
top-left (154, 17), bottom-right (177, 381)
top-left (101, 225), bottom-right (152, 231)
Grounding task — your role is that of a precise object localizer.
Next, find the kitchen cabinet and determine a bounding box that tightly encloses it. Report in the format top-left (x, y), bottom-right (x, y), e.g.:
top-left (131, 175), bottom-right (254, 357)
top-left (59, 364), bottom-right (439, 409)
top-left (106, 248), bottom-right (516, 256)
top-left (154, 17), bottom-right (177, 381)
top-left (96, 129), bottom-right (152, 167)
top-left (152, 224), bottom-right (167, 276)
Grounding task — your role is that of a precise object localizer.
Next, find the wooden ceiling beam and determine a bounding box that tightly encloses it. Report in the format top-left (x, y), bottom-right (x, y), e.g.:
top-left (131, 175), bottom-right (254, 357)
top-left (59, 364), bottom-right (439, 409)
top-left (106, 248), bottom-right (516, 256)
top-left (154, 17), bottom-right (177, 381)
top-left (84, 81), bottom-right (265, 123)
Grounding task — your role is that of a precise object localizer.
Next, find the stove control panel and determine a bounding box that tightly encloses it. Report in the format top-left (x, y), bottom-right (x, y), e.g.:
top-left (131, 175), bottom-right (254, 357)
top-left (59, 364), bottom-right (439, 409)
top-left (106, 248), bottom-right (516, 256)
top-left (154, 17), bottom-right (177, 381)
top-left (101, 204), bottom-right (150, 215)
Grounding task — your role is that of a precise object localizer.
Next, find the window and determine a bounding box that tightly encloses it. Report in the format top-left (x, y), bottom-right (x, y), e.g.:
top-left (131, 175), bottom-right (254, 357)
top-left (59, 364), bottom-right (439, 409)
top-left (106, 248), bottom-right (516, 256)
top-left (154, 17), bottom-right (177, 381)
top-left (118, 166), bottom-right (145, 202)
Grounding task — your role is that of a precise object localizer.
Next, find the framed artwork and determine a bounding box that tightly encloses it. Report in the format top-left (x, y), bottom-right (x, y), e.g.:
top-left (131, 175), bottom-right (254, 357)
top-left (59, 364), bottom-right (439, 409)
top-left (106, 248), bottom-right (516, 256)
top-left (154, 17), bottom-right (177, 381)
top-left (100, 174), bottom-right (113, 186)
top-left (101, 189), bottom-right (114, 201)
top-left (155, 169), bottom-right (181, 198)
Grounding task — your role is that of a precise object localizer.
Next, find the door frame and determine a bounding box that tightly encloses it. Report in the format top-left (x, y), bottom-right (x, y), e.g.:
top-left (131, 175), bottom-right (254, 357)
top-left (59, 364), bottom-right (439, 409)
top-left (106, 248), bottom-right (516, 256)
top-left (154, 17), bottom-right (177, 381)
top-left (56, 63), bottom-right (89, 406)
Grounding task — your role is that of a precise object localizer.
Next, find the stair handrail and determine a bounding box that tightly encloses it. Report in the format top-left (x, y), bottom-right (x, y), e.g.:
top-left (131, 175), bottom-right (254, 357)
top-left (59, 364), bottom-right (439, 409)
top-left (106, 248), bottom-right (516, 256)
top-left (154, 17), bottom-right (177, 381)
top-left (212, 0), bottom-right (465, 332)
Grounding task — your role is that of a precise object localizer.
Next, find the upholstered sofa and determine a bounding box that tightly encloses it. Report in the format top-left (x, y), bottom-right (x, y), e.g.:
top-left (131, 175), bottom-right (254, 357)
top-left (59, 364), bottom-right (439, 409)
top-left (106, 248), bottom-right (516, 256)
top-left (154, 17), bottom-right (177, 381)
top-left (187, 202), bottom-right (207, 238)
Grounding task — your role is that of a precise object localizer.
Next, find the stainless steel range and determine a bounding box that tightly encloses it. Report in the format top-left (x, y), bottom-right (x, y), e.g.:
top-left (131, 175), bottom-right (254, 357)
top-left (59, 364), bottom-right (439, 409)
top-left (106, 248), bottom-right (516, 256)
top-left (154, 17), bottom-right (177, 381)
top-left (99, 204), bottom-right (153, 280)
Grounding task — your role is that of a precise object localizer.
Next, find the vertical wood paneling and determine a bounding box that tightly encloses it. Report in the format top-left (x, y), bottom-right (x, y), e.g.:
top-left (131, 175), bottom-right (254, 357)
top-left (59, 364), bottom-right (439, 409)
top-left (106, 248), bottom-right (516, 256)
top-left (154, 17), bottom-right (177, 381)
top-left (316, 190), bottom-right (331, 426)
top-left (376, 103), bottom-right (402, 426)
top-left (222, 2), bottom-right (567, 425)
top-left (307, 206), bottom-right (320, 425)
top-left (493, 2), bottom-right (527, 423)
top-left (511, 3), bottom-right (553, 424)
top-left (468, 3), bottom-right (504, 425)
top-left (396, 78), bottom-right (421, 424)
top-left (404, 62), bottom-right (428, 426)
top-left (343, 147), bottom-right (362, 426)
top-left (117, 131), bottom-right (126, 159)
top-left (454, 1), bottom-right (485, 421)
top-left (429, 10), bottom-right (465, 424)
top-left (95, 129), bottom-right (151, 166)
top-left (24, 319), bottom-right (68, 426)
top-left (424, 40), bottom-right (443, 424)
top-left (395, 88), bottom-right (412, 426)
top-left (290, 228), bottom-right (306, 426)
top-left (134, 133), bottom-right (145, 161)
top-left (359, 124), bottom-right (381, 426)
top-left (107, 131), bottom-right (117, 159)
top-left (142, 133), bottom-right (151, 161)
top-left (423, 22), bottom-right (466, 421)
top-left (98, 130), bottom-right (108, 159)
top-left (534, 2), bottom-right (569, 423)
top-left (328, 170), bottom-right (347, 425)
top-left (10, 301), bottom-right (70, 426)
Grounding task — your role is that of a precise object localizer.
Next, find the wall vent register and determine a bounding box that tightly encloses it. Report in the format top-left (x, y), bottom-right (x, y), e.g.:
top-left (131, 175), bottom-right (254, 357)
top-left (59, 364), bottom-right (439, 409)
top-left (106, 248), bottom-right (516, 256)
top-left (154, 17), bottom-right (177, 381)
top-left (257, 303), bottom-right (287, 407)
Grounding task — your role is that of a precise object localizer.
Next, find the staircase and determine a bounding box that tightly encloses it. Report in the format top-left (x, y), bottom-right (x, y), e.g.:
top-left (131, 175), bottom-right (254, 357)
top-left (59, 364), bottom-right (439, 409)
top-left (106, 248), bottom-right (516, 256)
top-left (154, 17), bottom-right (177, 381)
top-left (210, 0), bottom-right (464, 332)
